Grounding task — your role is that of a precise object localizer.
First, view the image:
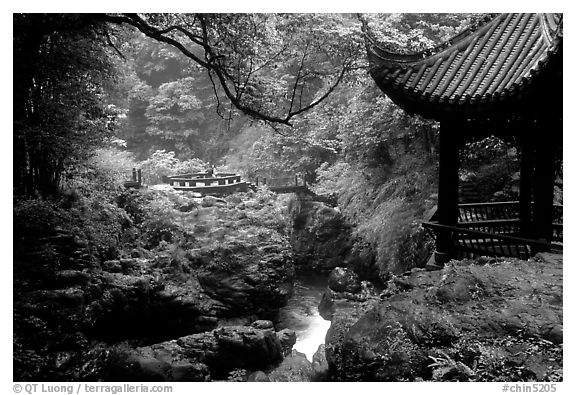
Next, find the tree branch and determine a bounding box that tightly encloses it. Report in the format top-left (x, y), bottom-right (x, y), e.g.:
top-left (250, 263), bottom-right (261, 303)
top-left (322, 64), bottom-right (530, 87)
top-left (101, 13), bottom-right (355, 127)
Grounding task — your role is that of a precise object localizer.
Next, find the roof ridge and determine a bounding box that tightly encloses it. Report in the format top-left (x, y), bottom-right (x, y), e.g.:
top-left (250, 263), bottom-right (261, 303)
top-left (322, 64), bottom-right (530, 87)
top-left (365, 13), bottom-right (502, 66)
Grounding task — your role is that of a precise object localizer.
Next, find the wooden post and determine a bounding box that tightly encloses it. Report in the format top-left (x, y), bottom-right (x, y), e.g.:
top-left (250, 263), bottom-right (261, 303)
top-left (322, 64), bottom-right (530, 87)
top-left (435, 120), bottom-right (460, 264)
top-left (295, 175), bottom-right (298, 186)
top-left (132, 168), bottom-right (137, 182)
top-left (519, 134), bottom-right (535, 237)
top-left (137, 169), bottom-right (142, 185)
top-left (256, 177), bottom-right (259, 186)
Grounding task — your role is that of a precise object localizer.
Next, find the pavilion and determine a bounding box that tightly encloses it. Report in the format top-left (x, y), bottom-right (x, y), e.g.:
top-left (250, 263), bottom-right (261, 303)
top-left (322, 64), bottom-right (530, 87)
top-left (364, 13), bottom-right (563, 265)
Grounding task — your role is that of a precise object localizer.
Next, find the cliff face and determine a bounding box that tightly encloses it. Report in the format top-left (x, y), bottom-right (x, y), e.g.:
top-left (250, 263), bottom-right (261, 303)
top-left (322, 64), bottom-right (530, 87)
top-left (325, 255), bottom-right (563, 382)
top-left (288, 198), bottom-right (378, 278)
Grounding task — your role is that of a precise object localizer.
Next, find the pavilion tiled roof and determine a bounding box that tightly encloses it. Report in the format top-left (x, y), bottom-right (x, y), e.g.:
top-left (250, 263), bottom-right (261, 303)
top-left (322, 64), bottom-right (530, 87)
top-left (366, 13), bottom-right (563, 120)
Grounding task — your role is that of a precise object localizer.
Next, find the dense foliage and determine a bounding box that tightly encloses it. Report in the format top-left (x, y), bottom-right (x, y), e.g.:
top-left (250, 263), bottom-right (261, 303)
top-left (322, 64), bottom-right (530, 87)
top-left (13, 14), bottom-right (120, 197)
top-left (13, 12), bottom-right (491, 276)
top-left (14, 14), bottom-right (543, 275)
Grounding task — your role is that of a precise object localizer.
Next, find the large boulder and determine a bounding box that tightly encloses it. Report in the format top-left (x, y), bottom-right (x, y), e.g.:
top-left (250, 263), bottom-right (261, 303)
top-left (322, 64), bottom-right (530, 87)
top-left (197, 242), bottom-right (294, 316)
top-left (276, 328), bottom-right (297, 355)
top-left (328, 267), bottom-right (361, 293)
top-left (289, 200), bottom-right (355, 271)
top-left (319, 280), bottom-right (379, 320)
top-left (267, 350), bottom-right (314, 382)
top-left (311, 344), bottom-right (329, 381)
top-left (88, 272), bottom-right (226, 342)
top-left (266, 345), bottom-right (330, 382)
top-left (326, 258), bottom-right (563, 382)
top-left (108, 324), bottom-right (284, 381)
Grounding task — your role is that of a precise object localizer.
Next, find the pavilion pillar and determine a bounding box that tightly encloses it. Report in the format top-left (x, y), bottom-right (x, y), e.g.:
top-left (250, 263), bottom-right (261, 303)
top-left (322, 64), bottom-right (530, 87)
top-left (532, 131), bottom-right (556, 245)
top-left (435, 120), bottom-right (460, 264)
top-left (519, 135), bottom-right (535, 237)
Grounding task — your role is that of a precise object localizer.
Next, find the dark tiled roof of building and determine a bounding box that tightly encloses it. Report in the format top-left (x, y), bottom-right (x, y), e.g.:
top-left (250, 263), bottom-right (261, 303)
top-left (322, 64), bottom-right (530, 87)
top-left (366, 13), bottom-right (563, 119)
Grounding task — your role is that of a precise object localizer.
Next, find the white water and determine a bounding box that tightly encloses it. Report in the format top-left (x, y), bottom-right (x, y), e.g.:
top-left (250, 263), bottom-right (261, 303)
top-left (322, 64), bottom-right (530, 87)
top-left (276, 273), bottom-right (331, 361)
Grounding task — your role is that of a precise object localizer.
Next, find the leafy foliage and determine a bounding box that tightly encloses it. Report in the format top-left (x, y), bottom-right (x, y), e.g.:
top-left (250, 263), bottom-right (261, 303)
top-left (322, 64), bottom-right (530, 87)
top-left (111, 33), bottom-right (247, 162)
top-left (105, 13), bottom-right (364, 125)
top-left (13, 14), bottom-right (120, 197)
top-left (459, 136), bottom-right (520, 202)
top-left (139, 150), bottom-right (207, 184)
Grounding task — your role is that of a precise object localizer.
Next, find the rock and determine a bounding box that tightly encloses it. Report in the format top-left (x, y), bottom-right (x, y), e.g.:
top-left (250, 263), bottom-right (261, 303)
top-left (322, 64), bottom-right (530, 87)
top-left (329, 295), bottom-right (459, 381)
top-left (543, 324), bottom-right (563, 344)
top-left (37, 288), bottom-right (86, 309)
top-left (102, 260), bottom-right (122, 273)
top-left (247, 370), bottom-right (270, 382)
top-left (276, 329), bottom-right (297, 355)
top-left (311, 344), bottom-right (329, 381)
top-left (171, 362), bottom-right (211, 381)
top-left (268, 350), bottom-right (314, 382)
top-left (176, 325), bottom-right (283, 378)
top-left (328, 267), bottom-right (361, 293)
top-left (289, 201), bottom-right (355, 271)
top-left (178, 202), bottom-right (198, 212)
top-left (108, 354), bottom-right (172, 381)
top-left (326, 258), bottom-right (564, 381)
top-left (109, 324), bottom-right (284, 381)
top-left (201, 196), bottom-right (227, 208)
top-left (197, 243), bottom-right (294, 316)
top-left (53, 270), bottom-right (91, 287)
top-left (14, 186), bottom-right (304, 382)
top-left (107, 351), bottom-right (210, 382)
top-left (251, 320), bottom-right (274, 329)
top-left (119, 258), bottom-right (139, 273)
top-left (318, 289), bottom-right (336, 320)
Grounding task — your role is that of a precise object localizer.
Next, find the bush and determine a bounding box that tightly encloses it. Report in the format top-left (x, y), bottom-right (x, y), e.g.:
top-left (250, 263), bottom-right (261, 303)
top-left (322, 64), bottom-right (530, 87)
top-left (139, 150), bottom-right (206, 184)
top-left (13, 198), bottom-right (67, 240)
top-left (316, 156), bottom-right (436, 278)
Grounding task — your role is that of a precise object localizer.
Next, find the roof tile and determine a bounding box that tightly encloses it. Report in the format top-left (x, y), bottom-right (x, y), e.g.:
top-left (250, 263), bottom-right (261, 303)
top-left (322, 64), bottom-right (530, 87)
top-left (366, 13), bottom-right (562, 118)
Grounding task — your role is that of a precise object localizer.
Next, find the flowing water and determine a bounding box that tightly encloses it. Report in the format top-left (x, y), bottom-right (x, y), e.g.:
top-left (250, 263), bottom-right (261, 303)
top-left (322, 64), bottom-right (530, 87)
top-left (275, 271), bottom-right (331, 361)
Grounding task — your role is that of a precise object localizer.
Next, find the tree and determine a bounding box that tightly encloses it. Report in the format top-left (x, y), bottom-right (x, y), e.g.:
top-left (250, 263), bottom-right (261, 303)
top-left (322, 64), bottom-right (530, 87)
top-left (13, 14), bottom-right (119, 197)
top-left (110, 33), bottom-right (247, 162)
top-left (101, 13), bottom-right (364, 126)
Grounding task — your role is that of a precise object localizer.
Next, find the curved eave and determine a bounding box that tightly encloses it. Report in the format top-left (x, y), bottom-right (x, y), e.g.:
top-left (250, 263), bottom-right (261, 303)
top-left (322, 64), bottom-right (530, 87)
top-left (366, 13), bottom-right (502, 69)
top-left (371, 43), bottom-right (562, 121)
top-left (366, 13), bottom-right (563, 121)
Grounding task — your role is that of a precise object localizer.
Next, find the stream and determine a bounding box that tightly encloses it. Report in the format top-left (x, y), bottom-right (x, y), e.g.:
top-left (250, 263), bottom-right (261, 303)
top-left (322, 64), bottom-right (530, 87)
top-left (275, 271), bottom-right (331, 361)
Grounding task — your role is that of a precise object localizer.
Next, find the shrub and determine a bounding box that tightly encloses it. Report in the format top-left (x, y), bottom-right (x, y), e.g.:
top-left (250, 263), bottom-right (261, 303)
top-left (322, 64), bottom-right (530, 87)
top-left (316, 156), bottom-right (436, 278)
top-left (13, 198), bottom-right (67, 240)
top-left (139, 150), bottom-right (206, 184)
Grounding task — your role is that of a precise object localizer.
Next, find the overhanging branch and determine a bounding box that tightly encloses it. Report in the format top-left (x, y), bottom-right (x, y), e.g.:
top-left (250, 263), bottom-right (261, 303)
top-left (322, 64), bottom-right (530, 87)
top-left (101, 13), bottom-right (354, 127)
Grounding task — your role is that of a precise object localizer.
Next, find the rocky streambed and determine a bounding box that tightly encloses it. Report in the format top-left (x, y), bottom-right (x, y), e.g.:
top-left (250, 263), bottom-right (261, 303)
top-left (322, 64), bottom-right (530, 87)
top-left (13, 186), bottom-right (563, 382)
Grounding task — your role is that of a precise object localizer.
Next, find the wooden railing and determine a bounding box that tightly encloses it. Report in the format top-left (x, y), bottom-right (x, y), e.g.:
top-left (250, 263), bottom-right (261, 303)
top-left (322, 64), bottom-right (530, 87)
top-left (123, 168), bottom-right (142, 188)
top-left (255, 174), bottom-right (313, 195)
top-left (255, 174), bottom-right (306, 187)
top-left (168, 174), bottom-right (242, 188)
top-left (424, 201), bottom-right (562, 260)
top-left (422, 222), bottom-right (556, 260)
top-left (456, 201), bottom-right (562, 243)
top-left (458, 201), bottom-right (520, 222)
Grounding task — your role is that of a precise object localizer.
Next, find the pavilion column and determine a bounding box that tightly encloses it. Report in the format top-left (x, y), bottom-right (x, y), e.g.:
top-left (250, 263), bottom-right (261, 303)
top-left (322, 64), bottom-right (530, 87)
top-left (435, 120), bottom-right (460, 264)
top-left (519, 134), bottom-right (535, 237)
top-left (532, 130), bottom-right (557, 245)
